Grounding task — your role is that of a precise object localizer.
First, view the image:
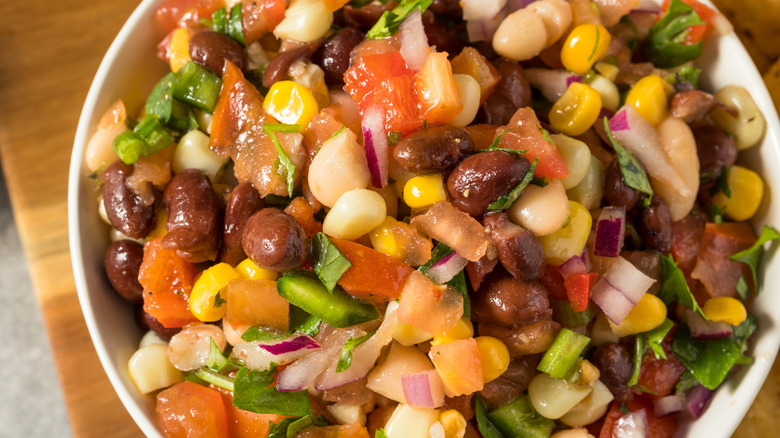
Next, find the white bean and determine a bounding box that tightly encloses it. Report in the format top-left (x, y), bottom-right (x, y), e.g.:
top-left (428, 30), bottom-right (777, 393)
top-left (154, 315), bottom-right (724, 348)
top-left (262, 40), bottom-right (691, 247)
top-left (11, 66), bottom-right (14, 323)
top-left (527, 373), bottom-right (593, 420)
top-left (560, 380), bottom-right (615, 427)
top-left (139, 330), bottom-right (168, 348)
top-left (553, 134), bottom-right (592, 190)
top-left (710, 85), bottom-right (766, 150)
top-left (308, 128), bottom-right (371, 208)
top-left (551, 429), bottom-right (596, 438)
top-left (222, 319), bottom-right (253, 346)
top-left (450, 74), bottom-right (481, 128)
top-left (128, 344), bottom-right (183, 394)
top-left (566, 154), bottom-right (605, 210)
top-left (273, 0), bottom-right (333, 43)
top-left (492, 8), bottom-right (548, 61)
top-left (653, 116), bottom-right (700, 221)
top-left (166, 324), bottom-right (226, 371)
top-left (528, 0), bottom-right (574, 47)
top-left (588, 75), bottom-right (620, 112)
top-left (172, 129), bottom-right (228, 180)
top-left (323, 189), bottom-right (387, 240)
top-left (508, 179), bottom-right (569, 236)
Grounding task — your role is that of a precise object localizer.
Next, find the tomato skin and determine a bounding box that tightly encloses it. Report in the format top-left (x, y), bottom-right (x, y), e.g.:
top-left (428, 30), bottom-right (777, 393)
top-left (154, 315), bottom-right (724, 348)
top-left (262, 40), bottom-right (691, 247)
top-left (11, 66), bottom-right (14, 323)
top-left (670, 209), bottom-right (706, 276)
top-left (156, 382), bottom-right (229, 438)
top-left (330, 238), bottom-right (413, 301)
top-left (140, 239), bottom-right (199, 328)
top-left (344, 52), bottom-right (414, 103)
top-left (218, 389), bottom-right (288, 437)
top-left (155, 0), bottom-right (225, 34)
top-left (564, 272), bottom-right (598, 312)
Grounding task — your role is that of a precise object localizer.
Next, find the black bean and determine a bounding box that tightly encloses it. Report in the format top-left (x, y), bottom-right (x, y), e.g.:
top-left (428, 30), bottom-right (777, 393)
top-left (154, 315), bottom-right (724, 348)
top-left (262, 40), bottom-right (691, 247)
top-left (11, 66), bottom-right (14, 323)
top-left (604, 158), bottom-right (644, 210)
top-left (484, 213), bottom-right (545, 282)
top-left (242, 208), bottom-right (309, 272)
top-left (219, 182), bottom-right (265, 266)
top-left (263, 42), bottom-right (321, 89)
top-left (692, 125), bottom-right (737, 180)
top-left (189, 30), bottom-right (246, 77)
top-left (472, 270), bottom-right (552, 327)
top-left (591, 343), bottom-right (634, 402)
top-left (392, 125), bottom-right (475, 173)
top-left (312, 27), bottom-right (364, 87)
top-left (638, 195), bottom-right (673, 254)
top-left (447, 151), bottom-right (531, 217)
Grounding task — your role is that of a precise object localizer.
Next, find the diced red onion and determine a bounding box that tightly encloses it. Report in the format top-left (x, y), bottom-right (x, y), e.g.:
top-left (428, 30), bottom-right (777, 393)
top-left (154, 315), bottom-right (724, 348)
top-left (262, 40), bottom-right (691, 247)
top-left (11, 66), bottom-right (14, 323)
top-left (231, 337), bottom-right (320, 372)
top-left (686, 385), bottom-right (715, 419)
top-left (592, 257), bottom-right (655, 324)
top-left (361, 106), bottom-right (389, 188)
top-left (276, 327), bottom-right (358, 391)
top-left (615, 409), bottom-right (648, 438)
top-left (525, 68), bottom-right (583, 102)
top-left (591, 279), bottom-right (637, 325)
top-left (594, 206), bottom-right (626, 257)
top-left (609, 107), bottom-right (630, 132)
top-left (684, 308), bottom-right (733, 339)
top-left (654, 394), bottom-right (685, 416)
top-left (557, 249), bottom-right (592, 279)
top-left (426, 251), bottom-right (469, 284)
top-left (462, 0), bottom-right (507, 21)
top-left (399, 10), bottom-right (430, 72)
top-left (401, 370), bottom-right (445, 408)
top-left (258, 335), bottom-right (320, 355)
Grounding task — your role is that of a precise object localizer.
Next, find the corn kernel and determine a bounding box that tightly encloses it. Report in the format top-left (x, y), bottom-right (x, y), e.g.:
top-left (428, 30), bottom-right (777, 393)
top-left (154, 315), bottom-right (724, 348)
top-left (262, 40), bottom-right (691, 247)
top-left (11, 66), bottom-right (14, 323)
top-left (549, 82), bottom-right (603, 136)
top-left (561, 24), bottom-right (611, 74)
top-left (539, 201), bottom-right (592, 266)
top-left (711, 165), bottom-right (764, 221)
top-left (432, 317), bottom-right (474, 346)
top-left (624, 75), bottom-right (670, 126)
top-left (595, 61), bottom-right (619, 82)
top-left (189, 263), bottom-right (240, 322)
top-left (439, 409), bottom-right (467, 438)
top-left (475, 336), bottom-right (510, 383)
top-left (146, 207), bottom-right (169, 240)
top-left (369, 216), bottom-right (402, 260)
top-left (235, 258), bottom-right (277, 281)
top-left (323, 0), bottom-right (349, 12)
top-left (609, 294), bottom-right (667, 337)
top-left (168, 27), bottom-right (191, 73)
top-left (263, 80), bottom-right (319, 127)
top-left (403, 173), bottom-right (448, 209)
top-left (704, 297), bottom-right (747, 326)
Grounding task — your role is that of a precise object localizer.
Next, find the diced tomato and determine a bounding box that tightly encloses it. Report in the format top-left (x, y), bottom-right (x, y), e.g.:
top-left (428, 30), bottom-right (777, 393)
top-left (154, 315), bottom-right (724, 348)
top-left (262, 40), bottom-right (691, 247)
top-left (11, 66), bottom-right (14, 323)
top-left (429, 338), bottom-right (483, 397)
top-left (157, 382), bottom-right (229, 438)
top-left (397, 271), bottom-right (464, 335)
top-left (218, 389), bottom-right (288, 437)
top-left (636, 324), bottom-right (686, 397)
top-left (415, 52), bottom-right (462, 126)
top-left (284, 197), bottom-right (322, 237)
top-left (671, 210), bottom-right (706, 276)
top-left (661, 0), bottom-right (717, 44)
top-left (564, 272), bottom-right (598, 312)
top-left (155, 0), bottom-right (225, 34)
top-left (690, 222), bottom-right (756, 298)
top-left (496, 108), bottom-right (569, 179)
top-left (241, 0), bottom-right (286, 44)
top-left (303, 110), bottom-right (349, 167)
top-left (599, 395), bottom-right (678, 438)
top-left (330, 238), bottom-right (414, 300)
top-left (344, 52), bottom-right (414, 103)
top-left (140, 239), bottom-right (199, 328)
top-left (540, 264), bottom-right (569, 301)
top-left (225, 278), bottom-right (289, 331)
top-left (360, 75), bottom-right (424, 136)
top-left (465, 256), bottom-right (498, 291)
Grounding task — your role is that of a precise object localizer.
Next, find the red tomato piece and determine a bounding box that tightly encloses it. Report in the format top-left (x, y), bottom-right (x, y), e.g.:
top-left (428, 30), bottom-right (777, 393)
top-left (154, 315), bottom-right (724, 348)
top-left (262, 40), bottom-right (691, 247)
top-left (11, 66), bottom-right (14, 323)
top-left (600, 396), bottom-right (678, 438)
top-left (155, 0), bottom-right (225, 34)
top-left (344, 52), bottom-right (414, 103)
top-left (636, 324), bottom-right (686, 397)
top-left (564, 272), bottom-right (598, 312)
top-left (540, 264), bottom-right (569, 301)
top-left (284, 197), bottom-right (322, 238)
top-left (496, 108), bottom-right (569, 178)
top-left (690, 222), bottom-right (756, 298)
top-left (429, 338), bottom-right (484, 397)
top-left (157, 382), bottom-right (229, 438)
top-left (360, 75), bottom-right (424, 135)
top-left (671, 209), bottom-right (706, 276)
top-left (241, 0), bottom-right (286, 44)
top-left (139, 239), bottom-right (199, 328)
top-left (330, 238), bottom-right (414, 301)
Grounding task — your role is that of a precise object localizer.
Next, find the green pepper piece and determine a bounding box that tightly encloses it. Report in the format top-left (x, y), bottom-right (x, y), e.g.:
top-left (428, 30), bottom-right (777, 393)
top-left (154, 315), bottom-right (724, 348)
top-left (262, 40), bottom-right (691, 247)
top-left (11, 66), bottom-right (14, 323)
top-left (173, 61), bottom-right (223, 113)
top-left (488, 395), bottom-right (554, 438)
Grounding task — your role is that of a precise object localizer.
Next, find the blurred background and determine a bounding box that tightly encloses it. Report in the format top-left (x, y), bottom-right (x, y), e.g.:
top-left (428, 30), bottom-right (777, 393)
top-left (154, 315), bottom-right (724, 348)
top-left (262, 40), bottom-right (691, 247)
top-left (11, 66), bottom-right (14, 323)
top-left (0, 0), bottom-right (778, 437)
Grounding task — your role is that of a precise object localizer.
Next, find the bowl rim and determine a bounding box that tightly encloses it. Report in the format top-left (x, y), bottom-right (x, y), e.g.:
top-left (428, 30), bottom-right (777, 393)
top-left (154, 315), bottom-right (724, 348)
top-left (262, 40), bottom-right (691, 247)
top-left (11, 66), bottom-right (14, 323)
top-left (68, 0), bottom-right (780, 437)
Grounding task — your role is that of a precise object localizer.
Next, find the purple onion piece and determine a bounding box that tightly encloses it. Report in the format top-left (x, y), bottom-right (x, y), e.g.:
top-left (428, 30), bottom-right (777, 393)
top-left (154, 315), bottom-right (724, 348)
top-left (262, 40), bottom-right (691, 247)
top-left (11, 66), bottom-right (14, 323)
top-left (426, 251), bottom-right (468, 284)
top-left (259, 335), bottom-right (321, 355)
top-left (609, 107), bottom-right (630, 132)
top-left (594, 206), bottom-right (626, 257)
top-left (686, 385), bottom-right (716, 419)
top-left (558, 249), bottom-right (591, 279)
top-left (684, 309), bottom-right (734, 340)
top-left (361, 106), bottom-right (389, 189)
top-left (591, 278), bottom-right (636, 325)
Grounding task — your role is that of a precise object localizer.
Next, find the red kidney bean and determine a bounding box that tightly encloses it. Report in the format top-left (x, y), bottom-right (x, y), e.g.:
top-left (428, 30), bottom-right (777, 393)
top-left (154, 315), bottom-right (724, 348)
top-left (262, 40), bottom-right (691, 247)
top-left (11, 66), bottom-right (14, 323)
top-left (591, 343), bottom-right (634, 402)
top-left (478, 319), bottom-right (561, 358)
top-left (312, 27), bottom-right (365, 86)
top-left (135, 306), bottom-right (180, 340)
top-left (263, 42), bottom-right (321, 89)
top-left (465, 255), bottom-right (499, 291)
top-left (421, 10), bottom-right (466, 57)
top-left (604, 158), bottom-right (644, 210)
top-left (472, 270), bottom-right (552, 327)
top-left (484, 213), bottom-right (545, 282)
top-left (162, 169), bottom-right (223, 263)
top-left (692, 125), bottom-right (737, 180)
top-left (189, 30), bottom-right (247, 77)
top-left (219, 182), bottom-right (265, 266)
top-left (447, 150), bottom-right (531, 217)
top-left (392, 125), bottom-right (475, 173)
top-left (102, 162), bottom-right (155, 239)
top-left (336, 3), bottom-right (395, 30)
top-left (242, 208), bottom-right (309, 272)
top-left (322, 378), bottom-right (374, 405)
top-left (638, 195), bottom-right (673, 254)
top-left (443, 394), bottom-right (474, 420)
top-left (104, 240), bottom-right (144, 303)
top-left (479, 377), bottom-right (523, 408)
top-left (494, 59), bottom-right (532, 109)
top-left (478, 355), bottom-right (539, 407)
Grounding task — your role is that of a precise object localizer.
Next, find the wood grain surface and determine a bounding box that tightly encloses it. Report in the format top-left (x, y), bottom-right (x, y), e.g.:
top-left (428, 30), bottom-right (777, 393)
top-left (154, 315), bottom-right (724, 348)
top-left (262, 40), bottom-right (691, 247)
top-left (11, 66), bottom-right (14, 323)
top-left (0, 0), bottom-right (776, 437)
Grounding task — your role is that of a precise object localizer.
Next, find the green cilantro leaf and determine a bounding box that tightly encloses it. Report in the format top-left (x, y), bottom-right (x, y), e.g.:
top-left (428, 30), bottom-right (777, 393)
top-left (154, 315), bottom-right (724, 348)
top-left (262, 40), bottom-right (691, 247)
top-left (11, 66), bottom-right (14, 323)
top-left (646, 318), bottom-right (674, 360)
top-left (729, 225), bottom-right (780, 295)
top-left (207, 338), bottom-right (239, 372)
top-left (310, 233), bottom-right (352, 294)
top-left (233, 364), bottom-right (312, 416)
top-left (367, 0), bottom-right (433, 39)
top-left (658, 254), bottom-right (706, 319)
top-left (487, 158), bottom-right (538, 211)
top-left (603, 117), bottom-right (654, 199)
top-left (628, 334), bottom-right (645, 387)
top-left (213, 291), bottom-right (226, 308)
top-left (643, 0), bottom-right (705, 67)
top-left (241, 327), bottom-right (291, 343)
top-left (263, 123), bottom-right (302, 196)
top-left (336, 330), bottom-right (376, 373)
top-left (387, 131), bottom-right (403, 146)
top-left (268, 418), bottom-right (297, 438)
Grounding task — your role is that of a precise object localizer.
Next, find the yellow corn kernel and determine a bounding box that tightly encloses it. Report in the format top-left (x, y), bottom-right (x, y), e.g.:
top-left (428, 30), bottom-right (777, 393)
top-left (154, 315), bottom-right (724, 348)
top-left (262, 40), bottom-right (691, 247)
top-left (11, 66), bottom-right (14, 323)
top-left (169, 27), bottom-right (191, 73)
top-left (539, 201), bottom-right (593, 266)
top-left (561, 24), bottom-right (611, 74)
top-left (439, 409), bottom-right (467, 438)
top-left (595, 61), bottom-right (619, 82)
top-left (235, 258), bottom-right (277, 281)
top-left (403, 173), bottom-right (448, 209)
top-left (704, 297), bottom-right (747, 326)
top-left (625, 75), bottom-right (670, 126)
top-left (475, 336), bottom-right (511, 383)
top-left (189, 263), bottom-right (240, 322)
top-left (369, 216), bottom-right (402, 260)
top-left (711, 165), bottom-right (764, 221)
top-left (432, 318), bottom-right (474, 346)
top-left (609, 294), bottom-right (667, 337)
top-left (146, 208), bottom-right (169, 240)
top-left (263, 80), bottom-right (319, 127)
top-left (549, 82), bottom-right (603, 136)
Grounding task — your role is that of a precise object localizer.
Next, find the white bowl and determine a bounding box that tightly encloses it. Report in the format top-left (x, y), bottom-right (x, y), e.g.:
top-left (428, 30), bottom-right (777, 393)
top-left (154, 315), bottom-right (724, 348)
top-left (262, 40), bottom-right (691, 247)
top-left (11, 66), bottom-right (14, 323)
top-left (68, 1), bottom-right (780, 437)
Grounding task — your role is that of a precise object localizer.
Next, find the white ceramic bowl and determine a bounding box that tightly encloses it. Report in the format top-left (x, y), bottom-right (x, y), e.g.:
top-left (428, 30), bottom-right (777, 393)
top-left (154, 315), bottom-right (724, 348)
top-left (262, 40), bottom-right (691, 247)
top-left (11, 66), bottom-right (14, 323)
top-left (68, 1), bottom-right (780, 436)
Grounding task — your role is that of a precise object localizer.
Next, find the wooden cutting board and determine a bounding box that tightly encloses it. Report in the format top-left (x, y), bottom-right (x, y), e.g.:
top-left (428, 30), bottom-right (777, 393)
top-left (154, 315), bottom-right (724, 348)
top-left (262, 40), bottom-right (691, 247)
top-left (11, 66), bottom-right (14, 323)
top-left (0, 0), bottom-right (776, 437)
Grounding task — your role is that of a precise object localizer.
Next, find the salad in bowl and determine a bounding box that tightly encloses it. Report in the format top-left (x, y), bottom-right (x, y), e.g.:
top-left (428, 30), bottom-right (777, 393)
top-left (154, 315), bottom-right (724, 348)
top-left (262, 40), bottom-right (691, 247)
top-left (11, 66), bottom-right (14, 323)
top-left (70, 0), bottom-right (780, 437)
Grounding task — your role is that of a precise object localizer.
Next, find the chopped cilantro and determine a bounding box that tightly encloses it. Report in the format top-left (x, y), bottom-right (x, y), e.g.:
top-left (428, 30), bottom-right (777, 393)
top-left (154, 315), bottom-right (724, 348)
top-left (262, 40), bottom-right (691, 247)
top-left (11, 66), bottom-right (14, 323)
top-left (367, 0), bottom-right (433, 39)
top-left (241, 327), bottom-right (291, 343)
top-left (336, 330), bottom-right (376, 373)
top-left (310, 232), bottom-right (352, 294)
top-left (603, 117), bottom-right (654, 200)
top-left (658, 254), bottom-right (706, 319)
top-left (263, 123), bottom-right (302, 196)
top-left (233, 364), bottom-right (312, 416)
top-left (193, 366), bottom-right (235, 392)
top-left (487, 158), bottom-right (538, 211)
top-left (387, 131), bottom-right (403, 146)
top-left (729, 225), bottom-right (780, 295)
top-left (213, 291), bottom-right (226, 308)
top-left (207, 338), bottom-right (239, 372)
